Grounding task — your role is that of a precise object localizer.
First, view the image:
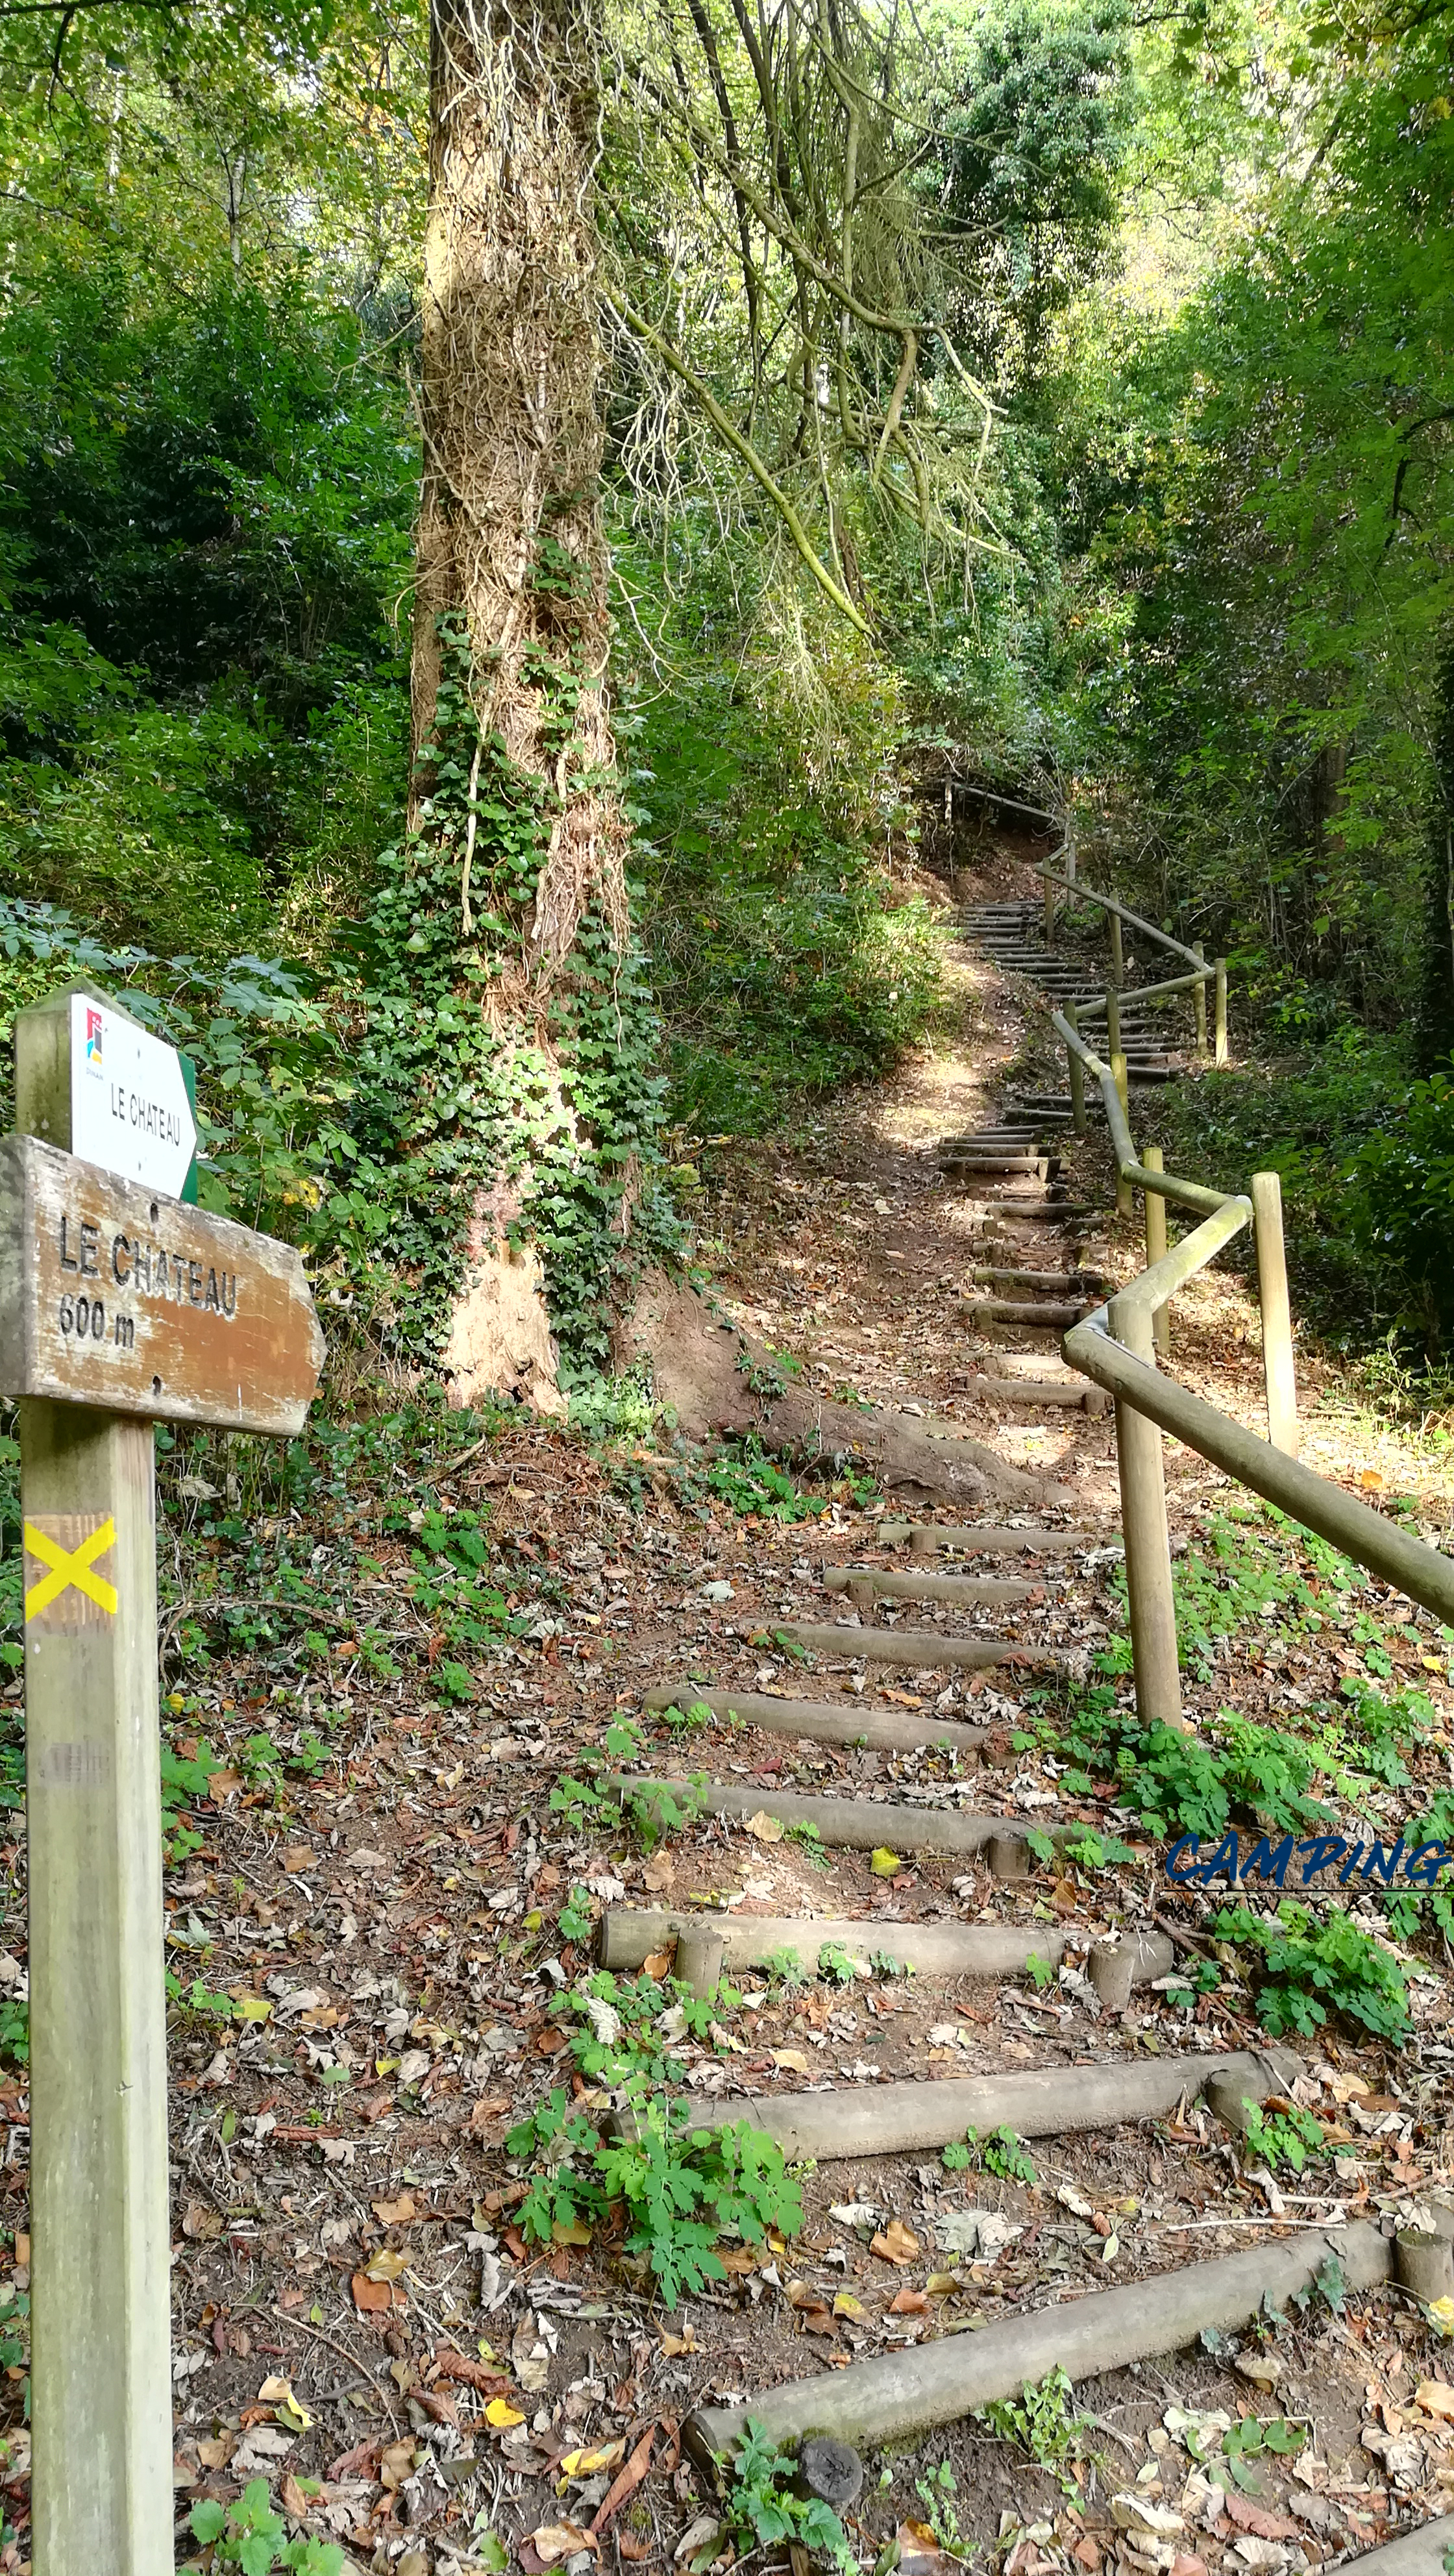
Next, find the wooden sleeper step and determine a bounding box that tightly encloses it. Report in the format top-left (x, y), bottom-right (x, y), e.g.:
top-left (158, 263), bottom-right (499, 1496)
top-left (822, 1565), bottom-right (1043, 1607)
top-left (640, 1683), bottom-right (994, 1760)
top-left (775, 1620), bottom-right (1070, 1672)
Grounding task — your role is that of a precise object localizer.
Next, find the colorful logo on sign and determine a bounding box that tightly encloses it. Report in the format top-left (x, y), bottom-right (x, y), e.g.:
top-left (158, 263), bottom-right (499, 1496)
top-left (84, 1007), bottom-right (103, 1072)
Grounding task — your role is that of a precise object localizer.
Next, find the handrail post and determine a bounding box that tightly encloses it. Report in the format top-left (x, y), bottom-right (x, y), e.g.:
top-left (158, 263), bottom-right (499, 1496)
top-left (1108, 1291), bottom-right (1183, 1730)
top-left (1214, 960), bottom-right (1228, 1065)
top-left (1110, 910), bottom-right (1124, 988)
top-left (1192, 946), bottom-right (1208, 1058)
top-left (1044, 871), bottom-right (1055, 944)
top-left (1106, 988), bottom-right (1122, 1060)
top-left (1252, 1171), bottom-right (1298, 1457)
top-left (1066, 1004), bottom-right (1086, 1139)
top-left (1065, 821), bottom-right (1076, 887)
top-left (1143, 1146), bottom-right (1170, 1355)
top-left (1112, 1052), bottom-right (1132, 1216)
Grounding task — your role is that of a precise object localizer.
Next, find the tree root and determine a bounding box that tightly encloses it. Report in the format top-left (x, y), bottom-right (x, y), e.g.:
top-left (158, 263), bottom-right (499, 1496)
top-left (612, 1274), bottom-right (1074, 1509)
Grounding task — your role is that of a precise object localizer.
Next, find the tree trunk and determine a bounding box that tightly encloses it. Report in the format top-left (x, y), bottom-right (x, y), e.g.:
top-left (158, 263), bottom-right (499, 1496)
top-left (400, 0), bottom-right (646, 1403)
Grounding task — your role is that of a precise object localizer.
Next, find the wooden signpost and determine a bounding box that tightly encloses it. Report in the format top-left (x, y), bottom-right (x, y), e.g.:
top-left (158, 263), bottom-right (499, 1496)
top-left (1, 982), bottom-right (325, 2575)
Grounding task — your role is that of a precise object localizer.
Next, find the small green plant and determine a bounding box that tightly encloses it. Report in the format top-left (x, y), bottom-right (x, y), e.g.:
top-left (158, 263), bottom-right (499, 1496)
top-left (189, 2475), bottom-right (344, 2571)
top-left (720, 2420), bottom-right (855, 2575)
top-left (0, 1996), bottom-right (28, 2072)
top-left (911, 2462), bottom-right (974, 2561)
top-left (762, 1946), bottom-right (806, 1991)
top-left (945, 2124), bottom-right (1037, 2184)
top-left (818, 1942), bottom-right (858, 1985)
top-left (978, 2124), bottom-right (1037, 2186)
top-left (786, 1820), bottom-right (832, 1873)
top-left (1212, 1901), bottom-right (1411, 2041)
top-left (508, 2090), bottom-right (801, 2308)
top-left (1240, 2098), bottom-right (1328, 2176)
top-left (558, 1886), bottom-right (595, 1944)
top-left (1025, 1952), bottom-right (1055, 1992)
top-left (980, 2364), bottom-right (1100, 2495)
top-left (1216, 2414), bottom-right (1307, 2496)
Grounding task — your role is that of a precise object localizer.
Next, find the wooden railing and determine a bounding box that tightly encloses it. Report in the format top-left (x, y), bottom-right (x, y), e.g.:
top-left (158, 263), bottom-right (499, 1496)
top-left (1052, 1009), bottom-right (1454, 1725)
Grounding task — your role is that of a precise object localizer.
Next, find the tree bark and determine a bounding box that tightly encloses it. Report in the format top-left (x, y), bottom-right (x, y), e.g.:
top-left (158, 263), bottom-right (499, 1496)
top-left (404, 0), bottom-right (640, 1396)
top-left (415, 0), bottom-right (627, 975)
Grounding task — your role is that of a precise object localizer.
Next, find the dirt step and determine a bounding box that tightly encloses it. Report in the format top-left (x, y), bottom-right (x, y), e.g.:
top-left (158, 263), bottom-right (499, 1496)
top-left (959, 1297), bottom-right (1090, 1327)
top-left (685, 2222), bottom-right (1392, 2462)
top-left (640, 1683), bottom-right (993, 1759)
top-left (878, 1520), bottom-right (1094, 1553)
top-left (822, 1565), bottom-right (1045, 1607)
top-left (599, 1909), bottom-right (1070, 1977)
top-left (608, 1775), bottom-right (1023, 1855)
top-left (943, 1159), bottom-right (1054, 1180)
top-left (774, 1620), bottom-right (1070, 1672)
top-left (966, 1374), bottom-right (1109, 1415)
top-left (968, 1265), bottom-right (1105, 1290)
top-left (622, 2044), bottom-right (1290, 2161)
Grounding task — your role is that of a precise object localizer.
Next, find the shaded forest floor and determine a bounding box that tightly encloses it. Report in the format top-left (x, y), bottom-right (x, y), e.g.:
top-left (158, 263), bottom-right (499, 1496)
top-left (0, 838), bottom-right (1451, 2575)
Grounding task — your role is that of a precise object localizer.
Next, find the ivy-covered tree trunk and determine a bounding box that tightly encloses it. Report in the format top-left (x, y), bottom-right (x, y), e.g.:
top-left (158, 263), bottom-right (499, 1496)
top-left (370, 0), bottom-right (667, 1400)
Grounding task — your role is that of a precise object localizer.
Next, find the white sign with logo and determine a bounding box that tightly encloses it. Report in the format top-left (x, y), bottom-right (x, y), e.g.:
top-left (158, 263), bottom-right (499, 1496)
top-left (69, 995), bottom-right (198, 1200)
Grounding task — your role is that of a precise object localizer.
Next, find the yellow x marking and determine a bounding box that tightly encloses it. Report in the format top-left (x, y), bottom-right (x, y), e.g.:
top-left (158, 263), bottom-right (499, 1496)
top-left (23, 1518), bottom-right (118, 1623)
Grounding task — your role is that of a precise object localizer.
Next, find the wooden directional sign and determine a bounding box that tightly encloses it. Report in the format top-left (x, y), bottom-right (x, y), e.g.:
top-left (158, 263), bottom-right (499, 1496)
top-left (0, 1132), bottom-right (325, 1433)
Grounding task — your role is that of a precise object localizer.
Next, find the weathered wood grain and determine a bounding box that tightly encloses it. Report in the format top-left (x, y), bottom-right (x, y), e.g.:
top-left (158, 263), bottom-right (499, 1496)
top-left (0, 1133), bottom-right (325, 1433)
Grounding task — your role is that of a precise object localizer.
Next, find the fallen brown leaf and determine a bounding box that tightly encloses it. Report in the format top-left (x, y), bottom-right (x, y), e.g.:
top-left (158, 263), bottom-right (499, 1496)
top-left (351, 2272), bottom-right (395, 2314)
top-left (592, 2424), bottom-right (656, 2535)
top-left (870, 2219), bottom-right (919, 2266)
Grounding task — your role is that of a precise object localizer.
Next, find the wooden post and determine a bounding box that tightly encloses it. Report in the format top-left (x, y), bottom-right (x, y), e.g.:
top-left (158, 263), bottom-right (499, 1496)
top-left (1109, 911), bottom-right (1124, 988)
top-left (1043, 873), bottom-right (1055, 944)
top-left (1112, 1052), bottom-right (1132, 1217)
top-left (15, 989), bottom-right (174, 2576)
top-left (1107, 1290), bottom-right (1183, 1730)
top-left (1142, 1145), bottom-right (1170, 1356)
top-left (1192, 947), bottom-right (1208, 1057)
top-left (1106, 988), bottom-right (1122, 1062)
top-left (1214, 960), bottom-right (1228, 1065)
top-left (1066, 1003), bottom-right (1086, 1139)
top-left (1251, 1171), bottom-right (1299, 1458)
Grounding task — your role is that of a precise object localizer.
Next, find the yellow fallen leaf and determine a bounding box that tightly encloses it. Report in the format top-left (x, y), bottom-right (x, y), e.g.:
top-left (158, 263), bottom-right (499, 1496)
top-left (870, 1848), bottom-right (902, 1877)
top-left (233, 1996), bottom-right (271, 2023)
top-left (745, 1811), bottom-right (786, 1843)
top-left (771, 2048), bottom-right (809, 2074)
top-left (1426, 2299), bottom-right (1454, 2340)
top-left (486, 2397), bottom-right (524, 2428)
top-left (832, 2290), bottom-right (865, 2320)
top-left (552, 2218), bottom-right (593, 2248)
top-left (372, 2194), bottom-right (417, 2226)
top-left (375, 2056), bottom-right (400, 2076)
top-left (870, 2218), bottom-right (920, 2265)
top-left (560, 2440), bottom-right (626, 2478)
top-left (364, 2249), bottom-right (409, 2283)
top-left (1415, 2381), bottom-right (1454, 2420)
top-left (257, 2373), bottom-right (312, 2431)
